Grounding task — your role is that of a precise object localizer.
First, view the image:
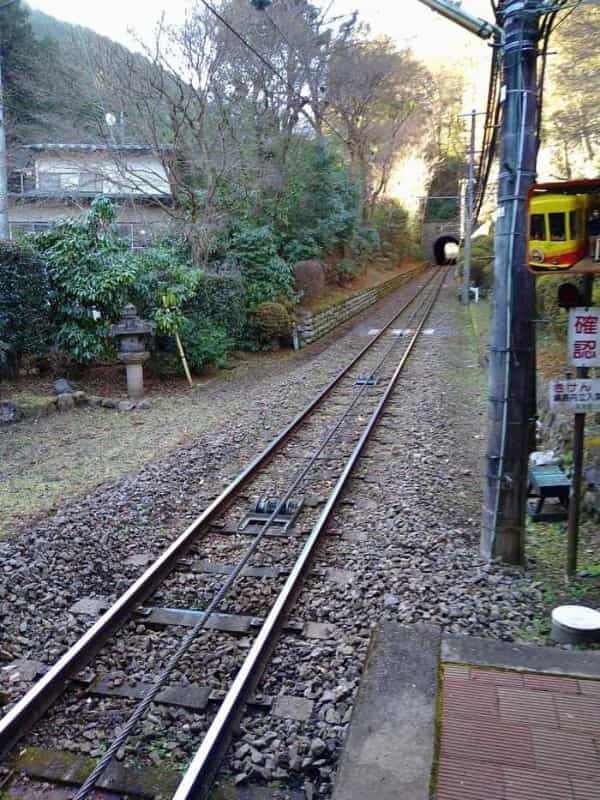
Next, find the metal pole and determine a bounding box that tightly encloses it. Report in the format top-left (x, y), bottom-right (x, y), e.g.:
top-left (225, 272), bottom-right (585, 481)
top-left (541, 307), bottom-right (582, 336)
top-left (0, 47), bottom-right (9, 239)
top-left (481, 0), bottom-right (540, 563)
top-left (566, 274), bottom-right (594, 578)
top-left (462, 109), bottom-right (476, 305)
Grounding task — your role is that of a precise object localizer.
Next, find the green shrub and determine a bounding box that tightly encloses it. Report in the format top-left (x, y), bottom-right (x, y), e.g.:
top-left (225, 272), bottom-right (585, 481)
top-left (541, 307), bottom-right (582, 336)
top-left (272, 140), bottom-right (359, 261)
top-left (130, 243), bottom-right (202, 335)
top-left (373, 199), bottom-right (422, 262)
top-left (187, 273), bottom-right (246, 341)
top-left (227, 223), bottom-right (295, 310)
top-left (457, 232), bottom-right (494, 290)
top-left (0, 241), bottom-right (52, 371)
top-left (334, 258), bottom-right (361, 286)
top-left (253, 301), bottom-right (292, 342)
top-left (25, 197), bottom-right (136, 363)
top-left (350, 225), bottom-right (380, 260)
top-left (536, 275), bottom-right (571, 339)
top-left (179, 318), bottom-right (232, 371)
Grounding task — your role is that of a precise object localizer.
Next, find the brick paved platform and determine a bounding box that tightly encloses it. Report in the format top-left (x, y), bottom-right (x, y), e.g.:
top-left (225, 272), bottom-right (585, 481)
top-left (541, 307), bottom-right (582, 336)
top-left (332, 626), bottom-right (600, 800)
top-left (436, 664), bottom-right (600, 800)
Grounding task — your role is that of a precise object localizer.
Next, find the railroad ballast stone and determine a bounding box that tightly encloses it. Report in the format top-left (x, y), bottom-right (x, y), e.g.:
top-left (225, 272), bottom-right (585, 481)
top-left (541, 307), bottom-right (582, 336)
top-left (0, 273), bottom-right (543, 799)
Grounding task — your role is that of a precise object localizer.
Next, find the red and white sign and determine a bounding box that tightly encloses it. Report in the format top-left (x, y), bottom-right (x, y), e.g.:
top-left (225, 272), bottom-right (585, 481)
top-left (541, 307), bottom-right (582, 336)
top-left (568, 308), bottom-right (600, 367)
top-left (550, 379), bottom-right (600, 412)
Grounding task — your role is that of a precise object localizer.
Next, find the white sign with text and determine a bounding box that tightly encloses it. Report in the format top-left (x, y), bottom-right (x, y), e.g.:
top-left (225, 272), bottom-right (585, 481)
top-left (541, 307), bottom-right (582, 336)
top-left (568, 307), bottom-right (600, 367)
top-left (550, 379), bottom-right (600, 412)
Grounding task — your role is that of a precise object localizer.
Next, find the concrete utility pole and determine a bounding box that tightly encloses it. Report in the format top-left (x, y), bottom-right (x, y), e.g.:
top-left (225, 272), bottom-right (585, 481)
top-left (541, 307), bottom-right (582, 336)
top-left (462, 109), bottom-right (476, 305)
top-left (482, 0), bottom-right (540, 564)
top-left (0, 51), bottom-right (9, 239)
top-left (416, 0), bottom-right (541, 564)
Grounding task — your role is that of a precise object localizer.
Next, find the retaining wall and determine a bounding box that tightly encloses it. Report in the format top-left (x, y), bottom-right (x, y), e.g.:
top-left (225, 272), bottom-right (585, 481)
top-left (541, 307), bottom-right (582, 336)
top-left (295, 264), bottom-right (427, 347)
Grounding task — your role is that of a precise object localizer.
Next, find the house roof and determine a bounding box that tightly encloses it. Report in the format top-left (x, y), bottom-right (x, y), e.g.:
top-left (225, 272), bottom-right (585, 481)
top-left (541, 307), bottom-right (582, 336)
top-left (23, 143), bottom-right (173, 154)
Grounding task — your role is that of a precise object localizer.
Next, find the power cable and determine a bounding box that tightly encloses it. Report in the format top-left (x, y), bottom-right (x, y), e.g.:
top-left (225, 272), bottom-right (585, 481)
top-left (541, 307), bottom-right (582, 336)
top-left (197, 0), bottom-right (346, 142)
top-left (198, 0), bottom-right (302, 99)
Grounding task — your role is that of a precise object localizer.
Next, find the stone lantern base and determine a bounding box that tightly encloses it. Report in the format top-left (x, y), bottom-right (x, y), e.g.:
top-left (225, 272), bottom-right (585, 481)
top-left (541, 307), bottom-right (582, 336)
top-left (118, 351), bottom-right (150, 400)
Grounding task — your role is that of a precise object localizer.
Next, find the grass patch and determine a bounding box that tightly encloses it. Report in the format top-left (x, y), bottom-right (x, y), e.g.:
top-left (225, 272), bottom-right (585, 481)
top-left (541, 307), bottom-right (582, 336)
top-left (518, 518), bottom-right (600, 644)
top-left (466, 298), bottom-right (491, 363)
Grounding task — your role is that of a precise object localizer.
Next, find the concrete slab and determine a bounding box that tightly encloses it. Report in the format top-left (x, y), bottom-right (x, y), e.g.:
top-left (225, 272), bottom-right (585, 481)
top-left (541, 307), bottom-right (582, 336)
top-left (272, 695), bottom-right (314, 721)
top-left (303, 621), bottom-right (341, 640)
top-left (332, 622), bottom-right (441, 800)
top-left (89, 677), bottom-right (211, 711)
top-left (443, 634), bottom-right (600, 679)
top-left (12, 747), bottom-right (179, 798)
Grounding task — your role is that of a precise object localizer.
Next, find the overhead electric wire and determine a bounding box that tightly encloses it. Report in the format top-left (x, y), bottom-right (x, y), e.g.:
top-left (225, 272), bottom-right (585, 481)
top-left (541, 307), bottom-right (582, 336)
top-left (473, 44), bottom-right (501, 222)
top-left (197, 0), bottom-right (346, 143)
top-left (473, 0), bottom-right (574, 222)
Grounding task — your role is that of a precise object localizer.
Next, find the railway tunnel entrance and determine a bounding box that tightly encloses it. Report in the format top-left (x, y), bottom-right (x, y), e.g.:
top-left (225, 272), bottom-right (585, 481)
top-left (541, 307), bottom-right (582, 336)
top-left (421, 219), bottom-right (461, 266)
top-left (433, 235), bottom-right (459, 265)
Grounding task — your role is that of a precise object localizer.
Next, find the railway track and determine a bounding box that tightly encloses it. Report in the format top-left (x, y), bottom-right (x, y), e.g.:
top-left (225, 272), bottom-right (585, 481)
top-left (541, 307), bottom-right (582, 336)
top-left (0, 266), bottom-right (447, 799)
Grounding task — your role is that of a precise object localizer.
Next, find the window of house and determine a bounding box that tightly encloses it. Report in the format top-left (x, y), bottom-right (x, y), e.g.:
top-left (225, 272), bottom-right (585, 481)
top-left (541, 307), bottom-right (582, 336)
top-left (80, 172), bottom-right (104, 192)
top-left (38, 172), bottom-right (61, 191)
top-left (530, 214), bottom-right (546, 241)
top-left (9, 222), bottom-right (35, 238)
top-left (549, 213), bottom-right (566, 242)
top-left (61, 172), bottom-right (80, 189)
top-left (112, 223), bottom-right (133, 244)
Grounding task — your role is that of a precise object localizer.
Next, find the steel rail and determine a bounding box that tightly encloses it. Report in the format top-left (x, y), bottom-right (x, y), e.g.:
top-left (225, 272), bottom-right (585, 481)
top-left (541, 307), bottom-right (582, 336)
top-left (72, 267), bottom-right (440, 799)
top-left (173, 269), bottom-right (448, 799)
top-left (0, 265), bottom-right (435, 759)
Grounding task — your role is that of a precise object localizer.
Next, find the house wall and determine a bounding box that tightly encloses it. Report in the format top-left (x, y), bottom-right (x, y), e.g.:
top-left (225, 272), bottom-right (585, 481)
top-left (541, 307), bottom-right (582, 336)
top-left (33, 152), bottom-right (170, 196)
top-left (7, 199), bottom-right (173, 247)
top-left (8, 200), bottom-right (171, 225)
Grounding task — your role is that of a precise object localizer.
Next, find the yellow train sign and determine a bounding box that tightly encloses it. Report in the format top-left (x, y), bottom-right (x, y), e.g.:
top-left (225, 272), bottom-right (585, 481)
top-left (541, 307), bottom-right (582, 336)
top-left (528, 179), bottom-right (600, 275)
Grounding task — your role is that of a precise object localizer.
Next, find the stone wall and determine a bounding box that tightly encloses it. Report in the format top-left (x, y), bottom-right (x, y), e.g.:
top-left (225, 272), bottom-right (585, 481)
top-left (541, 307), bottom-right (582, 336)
top-left (295, 264), bottom-right (427, 347)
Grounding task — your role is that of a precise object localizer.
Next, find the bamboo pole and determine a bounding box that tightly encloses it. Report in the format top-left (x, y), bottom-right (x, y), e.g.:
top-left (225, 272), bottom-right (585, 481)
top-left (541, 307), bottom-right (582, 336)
top-left (175, 331), bottom-right (193, 387)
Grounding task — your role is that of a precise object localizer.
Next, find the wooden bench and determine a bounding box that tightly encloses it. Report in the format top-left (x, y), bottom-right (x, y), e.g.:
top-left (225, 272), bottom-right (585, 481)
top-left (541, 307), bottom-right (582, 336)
top-left (528, 464), bottom-right (571, 522)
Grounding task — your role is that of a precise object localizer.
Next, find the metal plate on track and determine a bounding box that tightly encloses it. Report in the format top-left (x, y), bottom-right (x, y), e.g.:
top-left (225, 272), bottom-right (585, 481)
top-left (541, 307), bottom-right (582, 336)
top-left (179, 560), bottom-right (288, 579)
top-left (11, 747), bottom-right (180, 799)
top-left (69, 598), bottom-right (258, 633)
top-left (140, 607), bottom-right (260, 633)
top-left (69, 598), bottom-right (304, 636)
top-left (88, 677), bottom-right (211, 711)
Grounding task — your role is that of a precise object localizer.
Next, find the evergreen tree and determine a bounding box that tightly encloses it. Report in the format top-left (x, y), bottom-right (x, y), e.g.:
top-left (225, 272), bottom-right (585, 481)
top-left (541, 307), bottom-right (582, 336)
top-left (0, 1), bottom-right (46, 144)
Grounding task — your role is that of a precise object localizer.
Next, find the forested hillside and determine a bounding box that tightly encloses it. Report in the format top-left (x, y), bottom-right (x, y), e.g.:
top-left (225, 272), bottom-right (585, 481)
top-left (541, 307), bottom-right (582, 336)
top-left (542, 4), bottom-right (600, 179)
top-left (0, 4), bottom-right (151, 149)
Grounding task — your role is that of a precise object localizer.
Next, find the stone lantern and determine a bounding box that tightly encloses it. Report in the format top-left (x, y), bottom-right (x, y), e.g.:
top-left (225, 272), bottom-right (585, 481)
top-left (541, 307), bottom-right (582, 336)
top-left (110, 304), bottom-right (153, 400)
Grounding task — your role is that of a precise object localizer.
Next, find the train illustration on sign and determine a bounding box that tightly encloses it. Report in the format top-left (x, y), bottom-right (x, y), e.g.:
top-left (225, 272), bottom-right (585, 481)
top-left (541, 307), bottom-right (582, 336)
top-left (528, 179), bottom-right (600, 275)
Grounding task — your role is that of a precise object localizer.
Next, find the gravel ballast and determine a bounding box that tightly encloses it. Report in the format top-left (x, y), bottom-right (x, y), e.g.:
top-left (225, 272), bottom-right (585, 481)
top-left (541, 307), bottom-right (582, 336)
top-left (0, 272), bottom-right (543, 799)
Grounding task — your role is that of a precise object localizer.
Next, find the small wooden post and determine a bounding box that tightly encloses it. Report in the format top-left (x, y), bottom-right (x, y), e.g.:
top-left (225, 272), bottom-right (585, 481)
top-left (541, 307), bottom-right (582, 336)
top-left (566, 274), bottom-right (594, 578)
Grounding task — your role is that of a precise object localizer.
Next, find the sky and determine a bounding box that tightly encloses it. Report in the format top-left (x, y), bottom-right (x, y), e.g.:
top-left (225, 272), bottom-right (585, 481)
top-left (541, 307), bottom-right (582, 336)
top-left (27, 0), bottom-right (493, 68)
